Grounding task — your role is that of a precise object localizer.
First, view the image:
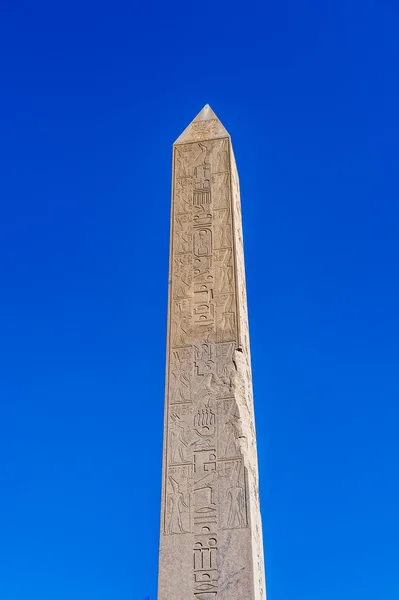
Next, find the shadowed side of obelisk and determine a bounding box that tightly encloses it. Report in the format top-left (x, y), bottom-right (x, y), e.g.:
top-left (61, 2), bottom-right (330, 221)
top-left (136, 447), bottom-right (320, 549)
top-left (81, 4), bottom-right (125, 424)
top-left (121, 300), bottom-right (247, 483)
top-left (158, 105), bottom-right (266, 600)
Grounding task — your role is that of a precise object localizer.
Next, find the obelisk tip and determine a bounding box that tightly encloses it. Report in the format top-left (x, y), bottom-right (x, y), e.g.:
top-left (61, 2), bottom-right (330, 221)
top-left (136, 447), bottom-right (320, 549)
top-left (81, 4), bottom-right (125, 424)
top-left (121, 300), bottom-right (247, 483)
top-left (174, 104), bottom-right (229, 144)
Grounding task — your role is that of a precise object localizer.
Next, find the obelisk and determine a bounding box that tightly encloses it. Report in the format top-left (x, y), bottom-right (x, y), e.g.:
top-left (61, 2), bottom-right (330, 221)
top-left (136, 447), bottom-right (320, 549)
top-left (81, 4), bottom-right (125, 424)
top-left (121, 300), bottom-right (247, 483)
top-left (158, 105), bottom-right (266, 600)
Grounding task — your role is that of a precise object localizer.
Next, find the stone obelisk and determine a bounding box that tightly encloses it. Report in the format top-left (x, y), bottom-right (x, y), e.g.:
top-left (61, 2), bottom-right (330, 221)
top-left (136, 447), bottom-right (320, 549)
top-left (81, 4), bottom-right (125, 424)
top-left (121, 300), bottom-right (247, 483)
top-left (158, 105), bottom-right (266, 600)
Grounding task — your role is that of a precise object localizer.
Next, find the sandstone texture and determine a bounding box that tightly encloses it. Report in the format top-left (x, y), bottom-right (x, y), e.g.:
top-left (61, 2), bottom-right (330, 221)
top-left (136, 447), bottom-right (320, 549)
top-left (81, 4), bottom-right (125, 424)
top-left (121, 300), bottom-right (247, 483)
top-left (158, 105), bottom-right (266, 600)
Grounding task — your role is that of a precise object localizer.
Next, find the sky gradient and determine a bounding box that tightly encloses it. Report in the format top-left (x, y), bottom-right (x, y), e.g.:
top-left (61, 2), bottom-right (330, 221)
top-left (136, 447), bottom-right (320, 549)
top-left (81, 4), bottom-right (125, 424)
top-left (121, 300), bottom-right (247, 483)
top-left (0, 1), bottom-right (398, 599)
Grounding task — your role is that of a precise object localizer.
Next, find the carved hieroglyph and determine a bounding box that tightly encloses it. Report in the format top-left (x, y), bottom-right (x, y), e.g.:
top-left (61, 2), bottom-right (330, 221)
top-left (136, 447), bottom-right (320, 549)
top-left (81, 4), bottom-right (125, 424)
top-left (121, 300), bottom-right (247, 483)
top-left (158, 105), bottom-right (266, 600)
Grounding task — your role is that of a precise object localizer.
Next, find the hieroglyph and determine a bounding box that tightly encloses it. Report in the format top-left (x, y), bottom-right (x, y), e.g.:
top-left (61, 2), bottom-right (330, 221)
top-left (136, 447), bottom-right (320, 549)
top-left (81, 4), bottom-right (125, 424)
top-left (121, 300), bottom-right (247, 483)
top-left (158, 106), bottom-right (266, 600)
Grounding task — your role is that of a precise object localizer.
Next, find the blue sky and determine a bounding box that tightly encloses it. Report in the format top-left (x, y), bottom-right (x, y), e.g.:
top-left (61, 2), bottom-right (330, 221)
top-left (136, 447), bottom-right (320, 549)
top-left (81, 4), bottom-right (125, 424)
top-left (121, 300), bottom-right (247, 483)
top-left (0, 1), bottom-right (398, 599)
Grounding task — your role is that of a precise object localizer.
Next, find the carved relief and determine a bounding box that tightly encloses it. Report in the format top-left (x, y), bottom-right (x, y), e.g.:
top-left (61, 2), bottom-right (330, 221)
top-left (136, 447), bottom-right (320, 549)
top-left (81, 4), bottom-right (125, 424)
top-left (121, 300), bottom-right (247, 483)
top-left (175, 144), bottom-right (205, 178)
top-left (165, 475), bottom-right (190, 534)
top-left (175, 147), bottom-right (191, 178)
top-left (215, 342), bottom-right (237, 390)
top-left (169, 347), bottom-right (193, 400)
top-left (193, 282), bottom-right (214, 330)
top-left (214, 209), bottom-right (232, 250)
top-left (193, 189), bottom-right (211, 210)
top-left (175, 177), bottom-right (193, 214)
top-left (190, 142), bottom-right (212, 213)
top-left (214, 249), bottom-right (233, 294)
top-left (169, 411), bottom-right (191, 464)
top-left (193, 473), bottom-right (217, 531)
top-left (194, 446), bottom-right (217, 475)
top-left (174, 214), bottom-right (192, 254)
top-left (216, 295), bottom-right (236, 342)
top-left (193, 213), bottom-right (213, 229)
top-left (195, 343), bottom-right (214, 376)
top-left (165, 399), bottom-right (193, 535)
top-left (193, 360), bottom-right (233, 404)
top-left (193, 537), bottom-right (218, 599)
top-left (212, 172), bottom-right (230, 208)
top-left (171, 299), bottom-right (191, 347)
top-left (210, 138), bottom-right (229, 173)
top-left (194, 229), bottom-right (212, 256)
top-left (219, 401), bottom-right (244, 459)
top-left (194, 403), bottom-right (216, 438)
top-left (191, 342), bottom-right (237, 407)
top-left (192, 436), bottom-right (219, 596)
top-left (218, 460), bottom-right (248, 529)
top-left (226, 485), bottom-right (246, 528)
top-left (187, 118), bottom-right (222, 141)
top-left (161, 127), bottom-right (263, 599)
top-left (193, 255), bottom-right (213, 284)
top-left (170, 368), bottom-right (190, 403)
top-left (173, 255), bottom-right (192, 299)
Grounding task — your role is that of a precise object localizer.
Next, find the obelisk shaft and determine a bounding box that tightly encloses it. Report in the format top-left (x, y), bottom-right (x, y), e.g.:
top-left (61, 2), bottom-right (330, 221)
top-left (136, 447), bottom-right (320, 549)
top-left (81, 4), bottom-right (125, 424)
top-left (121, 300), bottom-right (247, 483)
top-left (158, 106), bottom-right (266, 600)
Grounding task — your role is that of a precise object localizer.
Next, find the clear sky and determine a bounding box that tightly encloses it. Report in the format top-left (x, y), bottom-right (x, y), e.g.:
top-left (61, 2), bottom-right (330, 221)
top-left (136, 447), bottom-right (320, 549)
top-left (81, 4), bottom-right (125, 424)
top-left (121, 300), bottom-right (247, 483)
top-left (1, 1), bottom-right (398, 599)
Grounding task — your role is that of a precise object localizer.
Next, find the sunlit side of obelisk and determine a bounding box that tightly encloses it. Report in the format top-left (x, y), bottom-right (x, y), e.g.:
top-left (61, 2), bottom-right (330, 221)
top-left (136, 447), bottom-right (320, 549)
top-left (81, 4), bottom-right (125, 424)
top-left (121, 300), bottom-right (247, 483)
top-left (158, 105), bottom-right (266, 600)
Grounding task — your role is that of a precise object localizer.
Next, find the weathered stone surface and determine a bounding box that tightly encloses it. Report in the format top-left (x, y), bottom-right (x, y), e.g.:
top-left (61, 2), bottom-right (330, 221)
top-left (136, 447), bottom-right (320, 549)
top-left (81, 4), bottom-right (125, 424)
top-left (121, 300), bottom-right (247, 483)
top-left (158, 105), bottom-right (266, 600)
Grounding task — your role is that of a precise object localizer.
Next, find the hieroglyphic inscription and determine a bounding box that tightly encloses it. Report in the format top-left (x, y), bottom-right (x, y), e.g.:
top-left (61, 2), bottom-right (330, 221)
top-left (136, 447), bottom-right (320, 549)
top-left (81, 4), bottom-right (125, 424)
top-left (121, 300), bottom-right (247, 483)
top-left (193, 537), bottom-right (218, 599)
top-left (169, 348), bottom-right (193, 404)
top-left (192, 415), bottom-right (219, 599)
top-left (165, 475), bottom-right (190, 534)
top-left (218, 459), bottom-right (248, 529)
top-left (171, 299), bottom-right (192, 347)
top-left (216, 294), bottom-right (236, 342)
top-left (166, 137), bottom-right (239, 600)
top-left (159, 107), bottom-right (265, 600)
